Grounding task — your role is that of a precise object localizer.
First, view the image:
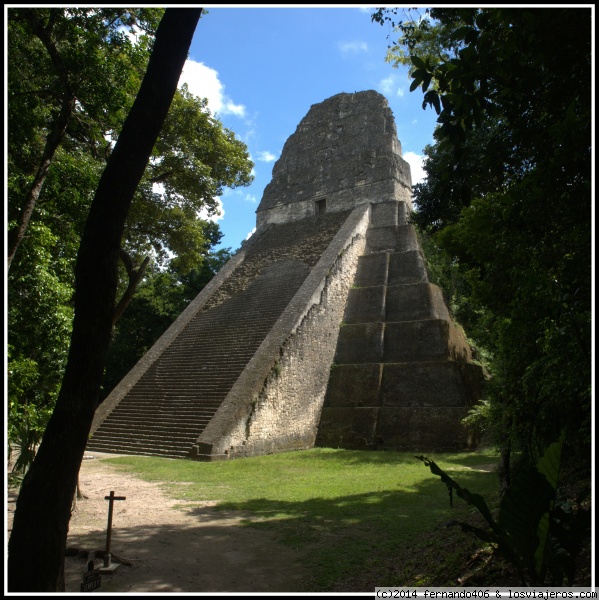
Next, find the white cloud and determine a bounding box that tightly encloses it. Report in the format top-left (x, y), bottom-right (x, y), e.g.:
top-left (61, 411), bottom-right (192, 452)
top-left (245, 227), bottom-right (257, 240)
top-left (338, 41), bottom-right (368, 54)
top-left (221, 188), bottom-right (257, 204)
top-left (198, 197), bottom-right (224, 223)
top-left (379, 75), bottom-right (394, 95)
top-left (403, 151), bottom-right (427, 186)
top-left (256, 150), bottom-right (277, 163)
top-left (379, 74), bottom-right (407, 98)
top-left (178, 59), bottom-right (246, 118)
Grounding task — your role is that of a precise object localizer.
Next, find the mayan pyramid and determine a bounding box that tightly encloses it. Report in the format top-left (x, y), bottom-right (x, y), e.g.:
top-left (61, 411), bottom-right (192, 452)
top-left (87, 90), bottom-right (484, 460)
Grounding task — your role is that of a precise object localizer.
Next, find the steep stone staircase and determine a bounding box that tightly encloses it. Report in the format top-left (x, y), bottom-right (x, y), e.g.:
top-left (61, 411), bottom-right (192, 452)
top-left (87, 212), bottom-right (350, 459)
top-left (316, 202), bottom-right (484, 451)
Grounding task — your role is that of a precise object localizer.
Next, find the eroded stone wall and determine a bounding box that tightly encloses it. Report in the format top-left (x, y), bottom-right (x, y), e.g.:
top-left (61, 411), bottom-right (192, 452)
top-left (256, 91), bottom-right (412, 227)
top-left (192, 205), bottom-right (369, 459)
top-left (228, 232), bottom-right (367, 457)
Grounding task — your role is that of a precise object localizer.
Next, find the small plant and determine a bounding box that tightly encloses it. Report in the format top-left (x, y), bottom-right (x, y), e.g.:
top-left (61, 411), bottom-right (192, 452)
top-left (416, 432), bottom-right (589, 585)
top-left (272, 362), bottom-right (283, 377)
top-left (8, 420), bottom-right (42, 488)
top-left (461, 398), bottom-right (492, 435)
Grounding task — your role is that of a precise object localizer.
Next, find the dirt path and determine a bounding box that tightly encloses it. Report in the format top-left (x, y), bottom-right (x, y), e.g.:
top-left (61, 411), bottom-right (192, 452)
top-left (7, 453), bottom-right (310, 593)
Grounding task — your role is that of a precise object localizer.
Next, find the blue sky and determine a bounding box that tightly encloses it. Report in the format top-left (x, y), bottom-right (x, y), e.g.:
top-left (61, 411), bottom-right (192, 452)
top-left (176, 6), bottom-right (440, 251)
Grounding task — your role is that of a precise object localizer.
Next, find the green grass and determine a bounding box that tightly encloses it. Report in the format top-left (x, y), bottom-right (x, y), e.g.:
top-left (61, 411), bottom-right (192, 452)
top-left (104, 447), bottom-right (499, 591)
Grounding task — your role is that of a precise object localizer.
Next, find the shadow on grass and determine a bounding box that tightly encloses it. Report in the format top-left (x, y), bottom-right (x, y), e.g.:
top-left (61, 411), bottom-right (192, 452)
top-left (193, 469), bottom-right (498, 591)
top-left (65, 470), bottom-right (497, 593)
top-left (278, 447), bottom-right (498, 467)
top-left (98, 450), bottom-right (500, 590)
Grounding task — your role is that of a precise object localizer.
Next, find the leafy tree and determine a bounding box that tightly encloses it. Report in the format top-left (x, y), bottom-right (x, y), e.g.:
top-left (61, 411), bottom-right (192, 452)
top-left (8, 8), bottom-right (203, 591)
top-left (373, 8), bottom-right (591, 472)
top-left (6, 7), bottom-right (161, 448)
top-left (123, 84), bottom-right (253, 274)
top-left (6, 7), bottom-right (253, 456)
top-left (7, 7), bottom-right (163, 269)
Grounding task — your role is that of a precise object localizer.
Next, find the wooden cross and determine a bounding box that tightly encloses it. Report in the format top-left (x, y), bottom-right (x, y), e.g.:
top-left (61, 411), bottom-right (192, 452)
top-left (104, 491), bottom-right (126, 559)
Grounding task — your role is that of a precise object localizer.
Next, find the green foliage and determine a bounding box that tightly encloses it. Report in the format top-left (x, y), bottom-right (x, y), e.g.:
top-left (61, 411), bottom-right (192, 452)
top-left (373, 8), bottom-right (591, 462)
top-left (7, 8), bottom-right (253, 446)
top-left (7, 223), bottom-right (74, 409)
top-left (8, 401), bottom-right (54, 488)
top-left (417, 434), bottom-right (589, 585)
top-left (415, 227), bottom-right (492, 367)
top-left (372, 8), bottom-right (464, 84)
top-left (127, 85), bottom-right (254, 272)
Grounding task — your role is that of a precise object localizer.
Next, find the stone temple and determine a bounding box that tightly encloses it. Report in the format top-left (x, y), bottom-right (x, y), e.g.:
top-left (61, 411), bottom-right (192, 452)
top-left (87, 90), bottom-right (484, 460)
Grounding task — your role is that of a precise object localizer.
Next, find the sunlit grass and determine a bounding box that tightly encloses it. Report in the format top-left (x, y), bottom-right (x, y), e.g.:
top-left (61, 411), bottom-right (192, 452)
top-left (104, 447), bottom-right (499, 590)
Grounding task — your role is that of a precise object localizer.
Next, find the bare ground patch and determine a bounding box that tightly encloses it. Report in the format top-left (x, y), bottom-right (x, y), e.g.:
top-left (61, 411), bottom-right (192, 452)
top-left (7, 452), bottom-right (310, 593)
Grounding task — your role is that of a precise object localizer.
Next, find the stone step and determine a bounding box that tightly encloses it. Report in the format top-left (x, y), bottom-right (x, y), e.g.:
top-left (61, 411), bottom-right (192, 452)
top-left (112, 405), bottom-right (223, 413)
top-left (89, 430), bottom-right (200, 445)
top-left (343, 283), bottom-right (449, 324)
top-left (104, 410), bottom-right (215, 421)
top-left (365, 225), bottom-right (419, 254)
top-left (113, 395), bottom-right (225, 403)
top-left (315, 406), bottom-right (472, 452)
top-left (334, 319), bottom-right (472, 364)
top-left (105, 401), bottom-right (219, 411)
top-left (130, 379), bottom-right (239, 388)
top-left (112, 389), bottom-right (228, 397)
top-left (353, 250), bottom-right (427, 288)
top-left (323, 362), bottom-right (484, 409)
top-left (90, 426), bottom-right (206, 441)
top-left (105, 410), bottom-right (216, 421)
top-left (154, 357), bottom-right (251, 364)
top-left (95, 428), bottom-right (208, 440)
top-left (132, 384), bottom-right (234, 393)
top-left (85, 440), bottom-right (192, 459)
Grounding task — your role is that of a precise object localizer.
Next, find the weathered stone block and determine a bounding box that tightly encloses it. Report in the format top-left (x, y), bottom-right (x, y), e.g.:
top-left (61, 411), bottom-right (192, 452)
top-left (324, 364), bottom-right (382, 407)
top-left (397, 201), bottom-right (410, 225)
top-left (385, 283), bottom-right (450, 322)
top-left (365, 226), bottom-right (399, 253)
top-left (344, 286), bottom-right (386, 323)
top-left (334, 322), bottom-right (384, 363)
top-left (388, 250), bottom-right (428, 285)
top-left (395, 225), bottom-right (420, 253)
top-left (316, 407), bottom-right (379, 448)
top-left (354, 254), bottom-right (388, 287)
top-left (381, 362), bottom-right (484, 407)
top-left (370, 202), bottom-right (398, 227)
top-left (375, 407), bottom-right (471, 451)
top-left (383, 320), bottom-right (472, 363)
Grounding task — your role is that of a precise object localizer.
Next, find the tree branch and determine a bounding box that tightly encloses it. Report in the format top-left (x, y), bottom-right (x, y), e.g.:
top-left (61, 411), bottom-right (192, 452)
top-left (112, 249), bottom-right (151, 326)
top-left (149, 170), bottom-right (175, 184)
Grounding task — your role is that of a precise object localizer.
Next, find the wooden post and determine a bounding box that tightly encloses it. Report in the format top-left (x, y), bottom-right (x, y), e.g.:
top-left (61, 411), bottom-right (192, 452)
top-left (103, 491), bottom-right (126, 568)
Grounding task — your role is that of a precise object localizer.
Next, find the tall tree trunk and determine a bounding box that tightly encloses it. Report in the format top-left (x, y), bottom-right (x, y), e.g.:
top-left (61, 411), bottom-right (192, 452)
top-left (7, 96), bottom-right (74, 270)
top-left (7, 8), bottom-right (202, 591)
